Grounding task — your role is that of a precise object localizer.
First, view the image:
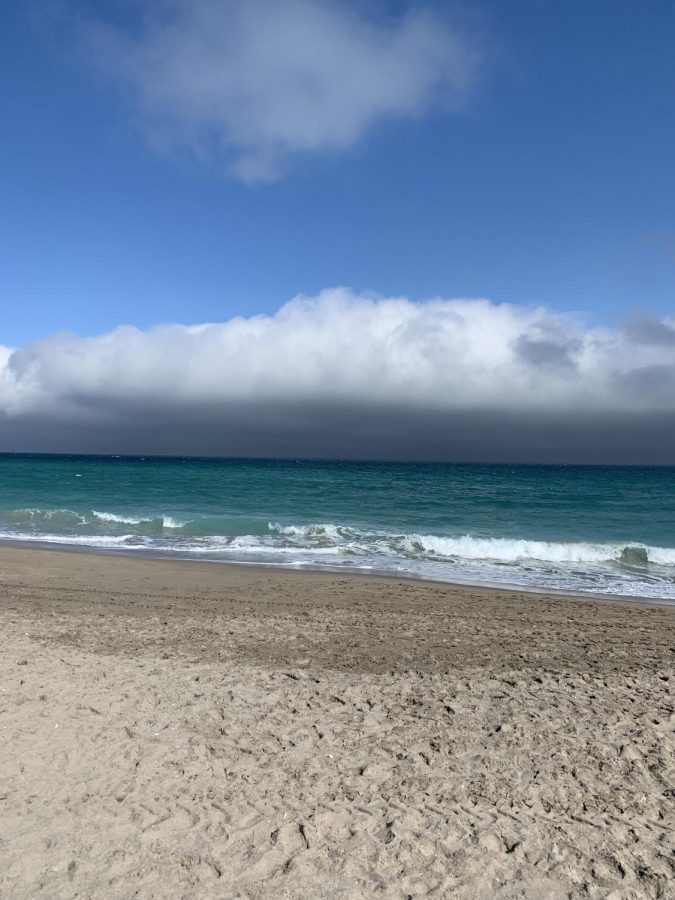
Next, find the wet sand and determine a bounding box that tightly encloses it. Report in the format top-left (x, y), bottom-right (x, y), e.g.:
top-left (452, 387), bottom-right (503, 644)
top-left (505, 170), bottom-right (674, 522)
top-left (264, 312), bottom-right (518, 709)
top-left (0, 546), bottom-right (673, 898)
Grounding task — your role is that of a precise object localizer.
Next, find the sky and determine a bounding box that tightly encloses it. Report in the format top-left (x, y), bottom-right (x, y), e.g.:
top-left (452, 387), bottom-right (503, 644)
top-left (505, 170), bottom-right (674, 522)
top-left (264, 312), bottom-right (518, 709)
top-left (1, 0), bottom-right (675, 462)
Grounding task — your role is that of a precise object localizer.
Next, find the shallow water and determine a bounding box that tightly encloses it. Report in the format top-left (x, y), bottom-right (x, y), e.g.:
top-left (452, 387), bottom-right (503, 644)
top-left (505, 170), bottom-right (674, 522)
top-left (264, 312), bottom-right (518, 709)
top-left (1, 454), bottom-right (674, 600)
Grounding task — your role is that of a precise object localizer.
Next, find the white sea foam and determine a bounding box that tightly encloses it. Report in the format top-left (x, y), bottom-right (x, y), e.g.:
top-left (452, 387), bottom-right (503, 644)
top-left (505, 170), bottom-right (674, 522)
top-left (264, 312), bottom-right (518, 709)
top-left (162, 517), bottom-right (186, 528)
top-left (647, 546), bottom-right (675, 565)
top-left (92, 511), bottom-right (186, 528)
top-left (1, 511), bottom-right (674, 600)
top-left (269, 522), bottom-right (355, 540)
top-left (268, 525), bottom-right (675, 568)
top-left (402, 533), bottom-right (664, 565)
top-left (3, 508), bottom-right (675, 571)
top-left (230, 534), bottom-right (342, 555)
top-left (0, 530), bottom-right (136, 548)
top-left (92, 510), bottom-right (145, 525)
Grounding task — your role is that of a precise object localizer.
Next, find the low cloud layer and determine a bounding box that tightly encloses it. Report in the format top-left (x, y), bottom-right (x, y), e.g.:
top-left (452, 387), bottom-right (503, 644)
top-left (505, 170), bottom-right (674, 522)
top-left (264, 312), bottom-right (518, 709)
top-left (2, 291), bottom-right (675, 462)
top-left (82, 0), bottom-right (479, 182)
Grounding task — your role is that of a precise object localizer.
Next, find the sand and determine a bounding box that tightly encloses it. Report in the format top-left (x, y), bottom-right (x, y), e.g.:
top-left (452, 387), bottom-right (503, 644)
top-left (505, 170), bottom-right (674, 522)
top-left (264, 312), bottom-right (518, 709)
top-left (0, 547), bottom-right (673, 899)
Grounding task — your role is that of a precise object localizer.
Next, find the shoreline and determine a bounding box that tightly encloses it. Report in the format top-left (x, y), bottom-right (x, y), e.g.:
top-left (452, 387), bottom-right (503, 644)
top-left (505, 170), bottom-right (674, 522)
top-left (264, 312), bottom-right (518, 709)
top-left (0, 537), bottom-right (671, 608)
top-left (1, 543), bottom-right (673, 675)
top-left (2, 544), bottom-right (673, 898)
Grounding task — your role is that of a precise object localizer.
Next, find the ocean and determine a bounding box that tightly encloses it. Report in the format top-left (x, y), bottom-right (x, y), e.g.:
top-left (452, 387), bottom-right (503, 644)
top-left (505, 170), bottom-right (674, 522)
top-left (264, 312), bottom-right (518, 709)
top-left (1, 453), bottom-right (674, 601)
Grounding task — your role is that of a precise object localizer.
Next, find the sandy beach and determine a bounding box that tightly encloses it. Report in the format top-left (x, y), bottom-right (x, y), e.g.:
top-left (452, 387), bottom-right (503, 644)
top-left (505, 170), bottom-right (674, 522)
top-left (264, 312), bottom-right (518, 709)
top-left (0, 547), bottom-right (673, 899)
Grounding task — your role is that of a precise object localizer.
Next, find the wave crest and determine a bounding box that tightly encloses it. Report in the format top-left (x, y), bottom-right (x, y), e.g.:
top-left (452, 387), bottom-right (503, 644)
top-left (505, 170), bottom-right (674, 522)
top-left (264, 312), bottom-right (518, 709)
top-left (92, 511), bottom-right (187, 528)
top-left (404, 533), bottom-right (675, 566)
top-left (268, 522), bottom-right (356, 540)
top-left (0, 508), bottom-right (673, 599)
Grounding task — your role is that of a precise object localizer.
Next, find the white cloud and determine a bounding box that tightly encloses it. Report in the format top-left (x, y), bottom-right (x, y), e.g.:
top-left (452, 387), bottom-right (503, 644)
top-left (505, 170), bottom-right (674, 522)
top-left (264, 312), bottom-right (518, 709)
top-left (83, 0), bottom-right (480, 182)
top-left (2, 290), bottom-right (675, 427)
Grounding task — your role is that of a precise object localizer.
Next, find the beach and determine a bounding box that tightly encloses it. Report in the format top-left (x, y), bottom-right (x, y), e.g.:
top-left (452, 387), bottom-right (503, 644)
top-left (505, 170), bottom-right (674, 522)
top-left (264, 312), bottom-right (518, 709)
top-left (1, 547), bottom-right (673, 899)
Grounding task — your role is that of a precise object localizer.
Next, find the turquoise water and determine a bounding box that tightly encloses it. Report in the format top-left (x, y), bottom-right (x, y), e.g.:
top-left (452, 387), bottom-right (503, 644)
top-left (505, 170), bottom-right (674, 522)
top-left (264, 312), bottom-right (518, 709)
top-left (1, 453), bottom-right (674, 600)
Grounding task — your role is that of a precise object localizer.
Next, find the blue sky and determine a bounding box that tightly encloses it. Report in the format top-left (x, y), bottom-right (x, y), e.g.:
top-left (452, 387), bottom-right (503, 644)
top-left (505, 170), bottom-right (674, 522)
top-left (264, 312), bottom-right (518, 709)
top-left (2, 0), bottom-right (674, 348)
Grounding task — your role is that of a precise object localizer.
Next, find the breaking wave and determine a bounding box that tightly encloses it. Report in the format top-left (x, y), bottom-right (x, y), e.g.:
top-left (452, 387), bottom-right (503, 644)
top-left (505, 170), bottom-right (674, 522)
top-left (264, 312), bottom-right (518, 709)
top-left (402, 533), bottom-right (675, 566)
top-left (92, 510), bottom-right (186, 528)
top-left (0, 508), bottom-right (673, 600)
top-left (269, 522), bottom-right (358, 540)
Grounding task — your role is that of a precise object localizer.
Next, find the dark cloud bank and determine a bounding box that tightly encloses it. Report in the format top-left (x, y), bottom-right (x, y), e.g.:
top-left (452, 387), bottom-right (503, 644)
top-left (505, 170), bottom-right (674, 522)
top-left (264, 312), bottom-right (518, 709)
top-left (2, 292), bottom-right (675, 464)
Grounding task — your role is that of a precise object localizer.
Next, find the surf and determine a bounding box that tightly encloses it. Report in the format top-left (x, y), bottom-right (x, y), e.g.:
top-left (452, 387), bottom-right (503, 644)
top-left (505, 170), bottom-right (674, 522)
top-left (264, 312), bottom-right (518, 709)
top-left (1, 455), bottom-right (674, 600)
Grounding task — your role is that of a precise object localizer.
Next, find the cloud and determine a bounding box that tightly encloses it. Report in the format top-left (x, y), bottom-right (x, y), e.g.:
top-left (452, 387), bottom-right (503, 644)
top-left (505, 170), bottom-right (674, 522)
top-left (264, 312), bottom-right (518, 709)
top-left (2, 290), bottom-right (675, 462)
top-left (80, 0), bottom-right (480, 181)
top-left (624, 313), bottom-right (675, 346)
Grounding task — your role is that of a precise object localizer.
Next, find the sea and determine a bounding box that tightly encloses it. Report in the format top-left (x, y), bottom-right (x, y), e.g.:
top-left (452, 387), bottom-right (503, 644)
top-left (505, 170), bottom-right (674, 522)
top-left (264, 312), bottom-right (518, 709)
top-left (0, 453), bottom-right (674, 601)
